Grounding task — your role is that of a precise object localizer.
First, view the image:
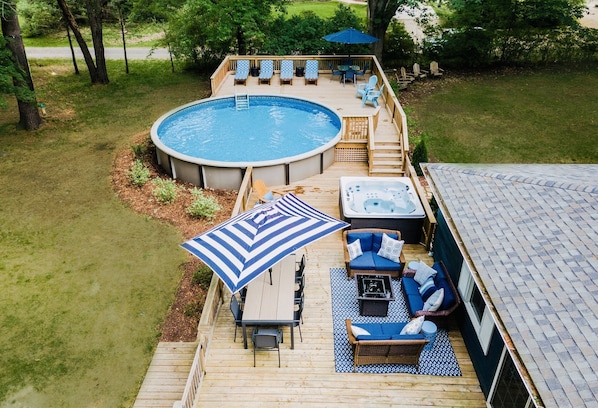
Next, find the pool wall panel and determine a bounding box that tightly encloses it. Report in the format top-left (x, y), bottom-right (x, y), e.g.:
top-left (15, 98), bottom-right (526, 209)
top-left (253, 166), bottom-right (287, 187)
top-left (203, 167), bottom-right (243, 190)
top-left (289, 155), bottom-right (321, 183)
top-left (172, 158), bottom-right (201, 186)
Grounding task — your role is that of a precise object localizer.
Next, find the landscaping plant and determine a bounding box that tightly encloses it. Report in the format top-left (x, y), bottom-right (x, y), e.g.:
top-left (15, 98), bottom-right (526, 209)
top-left (186, 188), bottom-right (222, 220)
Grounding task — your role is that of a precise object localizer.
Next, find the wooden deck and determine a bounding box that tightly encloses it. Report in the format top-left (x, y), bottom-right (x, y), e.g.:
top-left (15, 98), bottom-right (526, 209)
top-left (134, 70), bottom-right (486, 408)
top-left (194, 162), bottom-right (485, 407)
top-left (133, 342), bottom-right (197, 408)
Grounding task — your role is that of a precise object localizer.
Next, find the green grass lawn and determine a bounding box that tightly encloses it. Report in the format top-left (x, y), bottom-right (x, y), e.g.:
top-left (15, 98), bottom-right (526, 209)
top-left (0, 60), bottom-right (208, 407)
top-left (409, 66), bottom-right (598, 163)
top-left (285, 0), bottom-right (367, 20)
top-left (0, 60), bottom-right (596, 407)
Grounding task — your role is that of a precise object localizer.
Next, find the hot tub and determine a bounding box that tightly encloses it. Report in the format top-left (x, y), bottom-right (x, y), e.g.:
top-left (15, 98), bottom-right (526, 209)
top-left (339, 176), bottom-right (426, 243)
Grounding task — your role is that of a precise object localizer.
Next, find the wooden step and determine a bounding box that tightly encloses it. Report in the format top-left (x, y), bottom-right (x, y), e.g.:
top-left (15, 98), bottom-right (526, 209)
top-left (133, 342), bottom-right (198, 408)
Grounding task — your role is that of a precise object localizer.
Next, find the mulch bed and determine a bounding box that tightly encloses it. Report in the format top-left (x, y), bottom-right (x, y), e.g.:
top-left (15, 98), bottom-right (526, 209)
top-left (111, 132), bottom-right (236, 342)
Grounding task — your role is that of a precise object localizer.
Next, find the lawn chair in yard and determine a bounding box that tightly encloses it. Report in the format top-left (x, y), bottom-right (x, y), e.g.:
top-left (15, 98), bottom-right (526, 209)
top-left (398, 66), bottom-right (416, 84)
top-left (234, 60), bottom-right (249, 85)
top-left (279, 60), bottom-right (294, 85)
top-left (412, 63), bottom-right (428, 79)
top-left (393, 69), bottom-right (411, 90)
top-left (430, 61), bottom-right (444, 78)
top-left (304, 60), bottom-right (319, 85)
top-left (258, 60), bottom-right (274, 84)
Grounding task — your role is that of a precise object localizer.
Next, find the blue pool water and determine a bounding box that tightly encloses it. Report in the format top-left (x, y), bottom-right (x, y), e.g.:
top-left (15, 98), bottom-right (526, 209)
top-left (155, 96), bottom-right (341, 163)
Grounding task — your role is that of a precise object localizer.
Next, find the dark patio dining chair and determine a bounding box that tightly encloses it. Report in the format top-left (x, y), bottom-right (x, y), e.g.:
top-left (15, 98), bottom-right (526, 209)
top-left (295, 273), bottom-right (305, 300)
top-left (329, 63), bottom-right (343, 82)
top-left (295, 254), bottom-right (306, 282)
top-left (252, 327), bottom-right (282, 367)
top-left (355, 63), bottom-right (369, 82)
top-left (343, 69), bottom-right (356, 86)
top-left (229, 295), bottom-right (244, 342)
top-left (294, 295), bottom-right (304, 341)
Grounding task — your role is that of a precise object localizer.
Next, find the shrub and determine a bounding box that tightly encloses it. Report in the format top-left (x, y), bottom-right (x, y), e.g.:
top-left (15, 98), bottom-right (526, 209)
top-left (130, 143), bottom-right (147, 158)
top-left (183, 299), bottom-right (203, 319)
top-left (192, 264), bottom-right (213, 288)
top-left (411, 138), bottom-right (428, 177)
top-left (151, 178), bottom-right (178, 204)
top-left (127, 159), bottom-right (151, 187)
top-left (186, 188), bottom-right (222, 220)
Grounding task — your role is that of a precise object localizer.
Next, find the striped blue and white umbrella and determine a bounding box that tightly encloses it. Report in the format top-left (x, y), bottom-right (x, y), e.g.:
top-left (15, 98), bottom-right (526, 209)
top-left (181, 193), bottom-right (349, 294)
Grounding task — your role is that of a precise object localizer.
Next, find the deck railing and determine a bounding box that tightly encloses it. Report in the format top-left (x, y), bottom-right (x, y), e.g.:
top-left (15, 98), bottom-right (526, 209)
top-left (172, 168), bottom-right (255, 408)
top-left (172, 58), bottom-right (430, 408)
top-left (405, 156), bottom-right (437, 251)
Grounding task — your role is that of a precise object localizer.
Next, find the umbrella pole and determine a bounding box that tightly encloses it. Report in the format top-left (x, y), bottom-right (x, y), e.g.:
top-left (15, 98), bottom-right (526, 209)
top-left (269, 268), bottom-right (272, 285)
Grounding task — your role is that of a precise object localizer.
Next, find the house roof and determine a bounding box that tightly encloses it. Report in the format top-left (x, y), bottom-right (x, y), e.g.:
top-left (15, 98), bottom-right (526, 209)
top-left (422, 163), bottom-right (598, 408)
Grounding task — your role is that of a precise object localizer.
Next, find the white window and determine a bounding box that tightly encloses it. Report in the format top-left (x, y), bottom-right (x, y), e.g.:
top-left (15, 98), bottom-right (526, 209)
top-left (457, 262), bottom-right (494, 355)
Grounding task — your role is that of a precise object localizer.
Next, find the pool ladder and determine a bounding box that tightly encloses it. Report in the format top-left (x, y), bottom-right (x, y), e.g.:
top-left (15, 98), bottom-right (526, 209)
top-left (235, 92), bottom-right (249, 110)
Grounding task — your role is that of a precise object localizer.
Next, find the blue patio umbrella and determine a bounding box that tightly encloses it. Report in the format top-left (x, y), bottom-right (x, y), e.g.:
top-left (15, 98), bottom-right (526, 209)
top-left (323, 27), bottom-right (379, 44)
top-left (323, 28), bottom-right (379, 59)
top-left (181, 193), bottom-right (349, 294)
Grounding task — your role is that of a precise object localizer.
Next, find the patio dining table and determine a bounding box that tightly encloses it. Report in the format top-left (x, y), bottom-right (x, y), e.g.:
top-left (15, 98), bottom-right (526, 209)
top-left (338, 65), bottom-right (361, 84)
top-left (241, 254), bottom-right (297, 349)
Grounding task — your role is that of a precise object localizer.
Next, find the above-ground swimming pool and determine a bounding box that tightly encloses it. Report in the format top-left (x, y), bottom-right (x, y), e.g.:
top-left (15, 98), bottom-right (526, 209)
top-left (339, 177), bottom-right (426, 243)
top-left (151, 95), bottom-right (342, 190)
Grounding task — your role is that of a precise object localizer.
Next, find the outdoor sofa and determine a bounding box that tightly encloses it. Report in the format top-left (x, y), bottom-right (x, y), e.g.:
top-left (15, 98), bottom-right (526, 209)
top-left (345, 319), bottom-right (428, 371)
top-left (400, 260), bottom-right (461, 327)
top-left (343, 228), bottom-right (406, 279)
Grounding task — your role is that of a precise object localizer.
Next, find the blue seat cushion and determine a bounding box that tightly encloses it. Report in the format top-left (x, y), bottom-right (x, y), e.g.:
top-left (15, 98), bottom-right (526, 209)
top-left (405, 294), bottom-right (424, 315)
top-left (357, 334), bottom-right (392, 340)
top-left (349, 251), bottom-right (375, 270)
top-left (352, 323), bottom-right (384, 337)
top-left (390, 333), bottom-right (426, 340)
top-left (371, 253), bottom-right (401, 271)
top-left (436, 278), bottom-right (456, 310)
top-left (347, 232), bottom-right (374, 252)
top-left (381, 323), bottom-right (407, 336)
top-left (433, 262), bottom-right (446, 280)
top-left (401, 277), bottom-right (420, 296)
top-left (371, 233), bottom-right (399, 252)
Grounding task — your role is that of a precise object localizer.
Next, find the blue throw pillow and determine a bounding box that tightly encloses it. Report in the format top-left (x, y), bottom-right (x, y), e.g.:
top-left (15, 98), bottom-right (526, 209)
top-left (418, 276), bottom-right (437, 301)
top-left (347, 232), bottom-right (373, 251)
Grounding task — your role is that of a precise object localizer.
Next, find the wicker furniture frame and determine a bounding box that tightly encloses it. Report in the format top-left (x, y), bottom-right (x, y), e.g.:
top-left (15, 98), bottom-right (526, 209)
top-left (343, 228), bottom-right (406, 278)
top-left (401, 261), bottom-right (461, 328)
top-left (345, 319), bottom-right (428, 372)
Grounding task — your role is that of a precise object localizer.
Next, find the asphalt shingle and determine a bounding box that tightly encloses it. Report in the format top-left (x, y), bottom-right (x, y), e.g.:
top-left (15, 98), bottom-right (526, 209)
top-left (424, 164), bottom-right (598, 408)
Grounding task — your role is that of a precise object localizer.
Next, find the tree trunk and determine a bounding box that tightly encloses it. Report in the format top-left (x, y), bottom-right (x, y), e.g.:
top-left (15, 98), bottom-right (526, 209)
top-left (237, 26), bottom-right (247, 55)
top-left (86, 0), bottom-right (109, 84)
top-left (56, 0), bottom-right (104, 84)
top-left (1, 3), bottom-right (43, 130)
top-left (368, 0), bottom-right (408, 65)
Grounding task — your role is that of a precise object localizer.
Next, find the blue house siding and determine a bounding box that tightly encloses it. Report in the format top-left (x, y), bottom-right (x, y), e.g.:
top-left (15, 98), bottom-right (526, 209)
top-left (433, 209), bottom-right (504, 398)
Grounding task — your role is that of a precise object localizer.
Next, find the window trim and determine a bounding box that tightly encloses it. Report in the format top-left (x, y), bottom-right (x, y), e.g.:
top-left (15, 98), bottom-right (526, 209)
top-left (457, 262), bottom-right (494, 355)
top-left (488, 347), bottom-right (533, 408)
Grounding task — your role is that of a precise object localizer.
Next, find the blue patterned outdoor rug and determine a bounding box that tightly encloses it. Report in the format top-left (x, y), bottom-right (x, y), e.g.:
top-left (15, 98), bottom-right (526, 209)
top-left (330, 267), bottom-right (462, 376)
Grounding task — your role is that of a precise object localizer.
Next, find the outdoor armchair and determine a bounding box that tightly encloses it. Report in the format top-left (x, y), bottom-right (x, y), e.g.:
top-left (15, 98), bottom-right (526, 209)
top-left (356, 75), bottom-right (378, 99)
top-left (362, 84), bottom-right (385, 107)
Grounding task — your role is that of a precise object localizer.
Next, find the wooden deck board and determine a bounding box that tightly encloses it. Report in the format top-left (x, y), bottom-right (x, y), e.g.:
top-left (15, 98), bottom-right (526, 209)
top-left (135, 73), bottom-right (486, 407)
top-left (195, 161), bottom-right (486, 407)
top-left (133, 342), bottom-right (197, 408)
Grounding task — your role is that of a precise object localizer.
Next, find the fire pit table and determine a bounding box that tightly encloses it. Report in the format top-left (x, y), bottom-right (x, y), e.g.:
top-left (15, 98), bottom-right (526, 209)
top-left (355, 273), bottom-right (395, 317)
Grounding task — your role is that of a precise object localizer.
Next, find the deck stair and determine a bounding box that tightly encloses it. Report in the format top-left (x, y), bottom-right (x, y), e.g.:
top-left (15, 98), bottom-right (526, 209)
top-left (368, 140), bottom-right (405, 176)
top-left (133, 341), bottom-right (197, 408)
top-left (235, 92), bottom-right (249, 110)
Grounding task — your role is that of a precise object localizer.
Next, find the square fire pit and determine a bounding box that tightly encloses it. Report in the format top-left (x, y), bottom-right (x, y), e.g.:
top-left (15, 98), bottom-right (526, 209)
top-left (355, 273), bottom-right (395, 317)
